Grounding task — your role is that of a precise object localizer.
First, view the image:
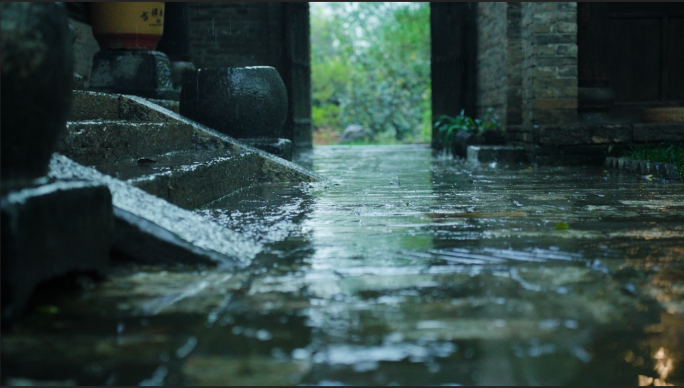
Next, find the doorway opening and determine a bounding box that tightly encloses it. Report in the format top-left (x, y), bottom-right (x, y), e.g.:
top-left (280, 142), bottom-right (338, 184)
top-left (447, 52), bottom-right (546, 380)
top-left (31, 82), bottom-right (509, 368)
top-left (310, 2), bottom-right (431, 146)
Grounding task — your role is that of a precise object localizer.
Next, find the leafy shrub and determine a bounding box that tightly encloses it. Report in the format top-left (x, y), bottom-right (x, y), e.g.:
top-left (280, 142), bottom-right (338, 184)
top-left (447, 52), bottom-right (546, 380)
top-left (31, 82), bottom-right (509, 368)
top-left (433, 108), bottom-right (502, 148)
top-left (311, 3), bottom-right (431, 144)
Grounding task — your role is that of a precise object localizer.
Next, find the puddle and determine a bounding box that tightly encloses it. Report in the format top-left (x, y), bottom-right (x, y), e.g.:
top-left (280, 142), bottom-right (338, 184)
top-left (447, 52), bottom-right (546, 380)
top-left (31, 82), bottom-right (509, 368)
top-left (3, 145), bottom-right (684, 385)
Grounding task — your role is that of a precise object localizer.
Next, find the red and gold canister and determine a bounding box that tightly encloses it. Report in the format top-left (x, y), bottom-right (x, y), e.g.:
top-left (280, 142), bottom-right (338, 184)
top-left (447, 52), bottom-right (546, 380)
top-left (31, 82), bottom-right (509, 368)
top-left (90, 2), bottom-right (165, 50)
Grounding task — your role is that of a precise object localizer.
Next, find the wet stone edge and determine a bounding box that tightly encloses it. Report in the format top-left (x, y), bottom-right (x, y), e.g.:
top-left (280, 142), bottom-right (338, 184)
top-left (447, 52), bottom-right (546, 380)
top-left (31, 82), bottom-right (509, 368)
top-left (604, 157), bottom-right (682, 181)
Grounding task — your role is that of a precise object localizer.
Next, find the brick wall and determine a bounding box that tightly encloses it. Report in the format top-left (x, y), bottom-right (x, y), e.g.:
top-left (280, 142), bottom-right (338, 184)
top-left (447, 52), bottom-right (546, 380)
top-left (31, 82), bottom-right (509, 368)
top-left (521, 2), bottom-right (578, 134)
top-left (187, 2), bottom-right (284, 70)
top-left (187, 3), bottom-right (312, 148)
top-left (505, 3), bottom-right (524, 131)
top-left (475, 3), bottom-right (525, 143)
top-left (476, 2), bottom-right (507, 128)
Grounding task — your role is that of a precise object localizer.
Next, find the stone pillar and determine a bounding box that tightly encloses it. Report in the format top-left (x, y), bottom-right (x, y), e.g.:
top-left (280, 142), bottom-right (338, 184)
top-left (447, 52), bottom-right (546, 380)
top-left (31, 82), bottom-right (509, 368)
top-left (521, 2), bottom-right (578, 135)
top-left (157, 2), bottom-right (196, 95)
top-left (282, 2), bottom-right (312, 150)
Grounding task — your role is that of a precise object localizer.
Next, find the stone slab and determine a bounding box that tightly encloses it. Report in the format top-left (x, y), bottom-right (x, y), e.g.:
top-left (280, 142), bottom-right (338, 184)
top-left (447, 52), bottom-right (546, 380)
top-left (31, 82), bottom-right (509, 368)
top-left (67, 91), bottom-right (322, 184)
top-left (633, 124), bottom-right (684, 143)
top-left (48, 154), bottom-right (263, 267)
top-left (538, 124), bottom-right (633, 146)
top-left (68, 91), bottom-right (185, 123)
top-left (109, 150), bottom-right (265, 210)
top-left (58, 120), bottom-right (226, 166)
top-left (68, 91), bottom-right (121, 121)
top-left (467, 145), bottom-right (529, 164)
top-left (1, 180), bottom-right (113, 320)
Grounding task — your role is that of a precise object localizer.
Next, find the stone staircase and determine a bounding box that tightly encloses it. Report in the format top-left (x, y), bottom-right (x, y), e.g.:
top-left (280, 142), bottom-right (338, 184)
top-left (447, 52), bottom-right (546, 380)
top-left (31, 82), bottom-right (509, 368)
top-left (47, 90), bottom-right (323, 268)
top-left (58, 91), bottom-right (320, 210)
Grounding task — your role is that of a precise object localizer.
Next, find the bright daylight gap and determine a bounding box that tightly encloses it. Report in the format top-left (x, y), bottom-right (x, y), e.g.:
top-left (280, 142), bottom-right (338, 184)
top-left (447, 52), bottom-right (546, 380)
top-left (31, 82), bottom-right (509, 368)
top-left (310, 2), bottom-right (432, 146)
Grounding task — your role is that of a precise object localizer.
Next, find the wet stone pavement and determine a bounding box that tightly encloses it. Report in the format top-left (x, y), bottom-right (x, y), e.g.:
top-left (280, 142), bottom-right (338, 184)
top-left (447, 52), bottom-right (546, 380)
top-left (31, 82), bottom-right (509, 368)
top-left (3, 144), bottom-right (684, 386)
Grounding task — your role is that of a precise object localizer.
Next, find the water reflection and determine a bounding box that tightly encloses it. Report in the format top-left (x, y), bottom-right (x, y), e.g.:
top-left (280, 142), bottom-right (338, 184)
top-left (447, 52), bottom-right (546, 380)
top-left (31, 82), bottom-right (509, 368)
top-left (2, 145), bottom-right (684, 385)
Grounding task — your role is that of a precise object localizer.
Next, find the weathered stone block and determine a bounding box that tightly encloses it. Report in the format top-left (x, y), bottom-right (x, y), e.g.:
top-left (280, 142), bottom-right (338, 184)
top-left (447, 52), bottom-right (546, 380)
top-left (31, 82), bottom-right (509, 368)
top-left (533, 98), bottom-right (577, 110)
top-left (467, 145), bottom-right (529, 164)
top-left (531, 109), bottom-right (578, 126)
top-left (557, 66), bottom-right (578, 78)
top-left (68, 90), bottom-right (120, 121)
top-left (533, 55), bottom-right (577, 67)
top-left (89, 50), bottom-right (178, 100)
top-left (633, 124), bottom-right (684, 143)
top-left (532, 78), bottom-right (577, 89)
top-left (533, 34), bottom-right (576, 45)
top-left (664, 164), bottom-right (682, 180)
top-left (58, 120), bottom-right (225, 166)
top-left (48, 154), bottom-right (263, 266)
top-left (1, 181), bottom-right (113, 320)
top-left (538, 125), bottom-right (633, 146)
top-left (557, 22), bottom-right (577, 34)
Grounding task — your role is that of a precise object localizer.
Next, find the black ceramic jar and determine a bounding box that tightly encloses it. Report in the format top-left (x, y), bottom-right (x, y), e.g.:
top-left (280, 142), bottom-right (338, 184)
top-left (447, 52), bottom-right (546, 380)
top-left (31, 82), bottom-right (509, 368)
top-left (1, 2), bottom-right (74, 191)
top-left (180, 66), bottom-right (288, 139)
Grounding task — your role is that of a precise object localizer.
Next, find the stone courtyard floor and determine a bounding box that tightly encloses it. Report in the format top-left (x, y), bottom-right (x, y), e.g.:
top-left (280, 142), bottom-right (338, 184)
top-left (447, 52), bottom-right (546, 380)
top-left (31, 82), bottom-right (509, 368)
top-left (3, 144), bottom-right (684, 385)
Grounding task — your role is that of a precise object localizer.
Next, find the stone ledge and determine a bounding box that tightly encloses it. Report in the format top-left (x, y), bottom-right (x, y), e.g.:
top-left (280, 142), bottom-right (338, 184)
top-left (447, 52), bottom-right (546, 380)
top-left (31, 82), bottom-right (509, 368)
top-left (48, 154), bottom-right (263, 266)
top-left (633, 124), bottom-right (684, 143)
top-left (538, 123), bottom-right (684, 146)
top-left (68, 91), bottom-right (180, 123)
top-left (467, 145), bottom-right (529, 164)
top-left (59, 120), bottom-right (227, 166)
top-left (538, 124), bottom-right (632, 145)
top-left (1, 180), bottom-right (113, 320)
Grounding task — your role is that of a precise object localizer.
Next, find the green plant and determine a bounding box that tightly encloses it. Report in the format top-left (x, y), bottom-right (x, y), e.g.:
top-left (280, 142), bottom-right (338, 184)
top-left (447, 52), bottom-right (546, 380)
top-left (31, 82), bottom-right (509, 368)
top-left (433, 108), bottom-right (501, 148)
top-left (626, 143), bottom-right (684, 175)
top-left (310, 3), bottom-right (431, 144)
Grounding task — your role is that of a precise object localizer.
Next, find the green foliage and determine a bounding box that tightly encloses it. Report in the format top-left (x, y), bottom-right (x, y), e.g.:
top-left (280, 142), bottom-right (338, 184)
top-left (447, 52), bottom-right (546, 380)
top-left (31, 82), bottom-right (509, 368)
top-left (433, 108), bottom-right (502, 148)
top-left (626, 143), bottom-right (684, 175)
top-left (311, 2), bottom-right (431, 144)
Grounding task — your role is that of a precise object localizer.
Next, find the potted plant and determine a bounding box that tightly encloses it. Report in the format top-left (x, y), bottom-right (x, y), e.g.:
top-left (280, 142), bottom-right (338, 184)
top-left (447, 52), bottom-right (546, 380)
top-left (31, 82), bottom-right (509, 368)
top-left (433, 108), bottom-right (505, 158)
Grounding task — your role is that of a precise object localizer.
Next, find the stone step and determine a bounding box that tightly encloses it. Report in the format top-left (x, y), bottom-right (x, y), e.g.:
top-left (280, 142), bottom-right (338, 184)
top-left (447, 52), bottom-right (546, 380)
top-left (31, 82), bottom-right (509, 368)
top-left (65, 91), bottom-right (321, 188)
top-left (48, 154), bottom-right (262, 267)
top-left (93, 148), bottom-right (274, 210)
top-left (68, 91), bottom-right (178, 123)
top-left (58, 119), bottom-right (314, 209)
top-left (59, 120), bottom-right (227, 166)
